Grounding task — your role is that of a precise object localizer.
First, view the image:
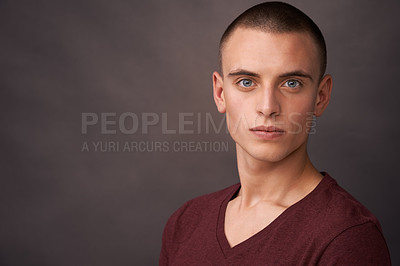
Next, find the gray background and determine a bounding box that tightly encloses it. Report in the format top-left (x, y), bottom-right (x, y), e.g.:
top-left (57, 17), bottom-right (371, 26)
top-left (1, 0), bottom-right (399, 265)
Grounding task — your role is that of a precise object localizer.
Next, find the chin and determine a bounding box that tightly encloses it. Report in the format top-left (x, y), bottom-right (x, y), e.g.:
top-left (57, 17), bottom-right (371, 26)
top-left (238, 144), bottom-right (291, 163)
top-left (237, 139), bottom-right (306, 163)
top-left (251, 150), bottom-right (290, 163)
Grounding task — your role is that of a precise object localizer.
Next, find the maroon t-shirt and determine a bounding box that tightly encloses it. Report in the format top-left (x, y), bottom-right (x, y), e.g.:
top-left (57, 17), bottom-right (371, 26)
top-left (160, 173), bottom-right (391, 265)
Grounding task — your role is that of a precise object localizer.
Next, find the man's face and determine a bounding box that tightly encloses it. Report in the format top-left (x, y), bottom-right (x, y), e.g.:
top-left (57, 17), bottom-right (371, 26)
top-left (213, 27), bottom-right (331, 163)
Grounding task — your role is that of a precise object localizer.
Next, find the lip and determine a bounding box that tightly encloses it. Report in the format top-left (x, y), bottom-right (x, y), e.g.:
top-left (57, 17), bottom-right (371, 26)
top-left (250, 125), bottom-right (285, 140)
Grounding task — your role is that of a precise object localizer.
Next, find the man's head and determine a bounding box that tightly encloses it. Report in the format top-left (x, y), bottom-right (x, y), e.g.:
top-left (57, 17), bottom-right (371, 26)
top-left (213, 2), bottom-right (332, 163)
top-left (219, 1), bottom-right (327, 79)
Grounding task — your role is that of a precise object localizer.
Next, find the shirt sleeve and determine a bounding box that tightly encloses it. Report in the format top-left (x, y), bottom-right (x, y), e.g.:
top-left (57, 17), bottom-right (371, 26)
top-left (318, 221), bottom-right (391, 265)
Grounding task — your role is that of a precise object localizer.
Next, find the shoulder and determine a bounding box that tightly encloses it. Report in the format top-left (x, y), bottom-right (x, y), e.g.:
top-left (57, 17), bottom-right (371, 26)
top-left (310, 173), bottom-right (391, 263)
top-left (317, 173), bottom-right (382, 232)
top-left (160, 184), bottom-right (239, 263)
top-left (162, 183), bottom-right (239, 238)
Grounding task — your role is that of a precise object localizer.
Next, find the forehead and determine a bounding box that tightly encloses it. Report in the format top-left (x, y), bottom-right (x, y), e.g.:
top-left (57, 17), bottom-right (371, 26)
top-left (221, 28), bottom-right (320, 78)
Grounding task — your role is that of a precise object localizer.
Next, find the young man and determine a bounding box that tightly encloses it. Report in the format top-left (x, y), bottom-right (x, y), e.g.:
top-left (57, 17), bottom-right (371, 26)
top-left (160, 2), bottom-right (391, 265)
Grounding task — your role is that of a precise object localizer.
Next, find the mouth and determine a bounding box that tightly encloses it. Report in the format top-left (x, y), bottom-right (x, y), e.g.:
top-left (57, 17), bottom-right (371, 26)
top-left (249, 125), bottom-right (285, 140)
top-left (250, 125), bottom-right (285, 133)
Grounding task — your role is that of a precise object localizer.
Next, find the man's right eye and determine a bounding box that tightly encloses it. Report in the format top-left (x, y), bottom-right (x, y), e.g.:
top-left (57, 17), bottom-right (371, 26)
top-left (238, 79), bottom-right (254, 88)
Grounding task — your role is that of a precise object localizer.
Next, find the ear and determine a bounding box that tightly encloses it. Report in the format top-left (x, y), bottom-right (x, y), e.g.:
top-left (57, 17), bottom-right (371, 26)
top-left (213, 71), bottom-right (226, 113)
top-left (314, 74), bottom-right (332, 117)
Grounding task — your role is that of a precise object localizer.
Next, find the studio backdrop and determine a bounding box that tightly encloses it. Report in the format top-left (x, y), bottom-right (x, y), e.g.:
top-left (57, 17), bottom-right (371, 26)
top-left (1, 0), bottom-right (399, 265)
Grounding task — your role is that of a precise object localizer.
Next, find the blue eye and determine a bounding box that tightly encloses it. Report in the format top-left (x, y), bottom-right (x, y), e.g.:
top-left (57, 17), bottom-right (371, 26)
top-left (238, 79), bottom-right (254, 87)
top-left (285, 80), bottom-right (300, 88)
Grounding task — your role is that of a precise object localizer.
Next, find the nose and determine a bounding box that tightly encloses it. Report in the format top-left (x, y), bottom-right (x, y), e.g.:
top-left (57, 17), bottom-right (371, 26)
top-left (256, 86), bottom-right (281, 118)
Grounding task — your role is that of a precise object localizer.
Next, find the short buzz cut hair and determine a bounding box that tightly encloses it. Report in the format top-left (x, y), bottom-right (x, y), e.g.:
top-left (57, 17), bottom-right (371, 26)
top-left (219, 1), bottom-right (327, 79)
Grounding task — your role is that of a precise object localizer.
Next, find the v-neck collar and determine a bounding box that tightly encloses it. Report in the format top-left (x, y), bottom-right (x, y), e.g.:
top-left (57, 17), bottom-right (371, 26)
top-left (216, 173), bottom-right (332, 258)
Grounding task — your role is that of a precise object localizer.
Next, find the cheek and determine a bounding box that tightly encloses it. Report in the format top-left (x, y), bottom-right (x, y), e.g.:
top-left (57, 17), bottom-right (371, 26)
top-left (287, 112), bottom-right (313, 135)
top-left (225, 92), bottom-right (252, 134)
top-left (284, 95), bottom-right (316, 133)
top-left (284, 91), bottom-right (316, 115)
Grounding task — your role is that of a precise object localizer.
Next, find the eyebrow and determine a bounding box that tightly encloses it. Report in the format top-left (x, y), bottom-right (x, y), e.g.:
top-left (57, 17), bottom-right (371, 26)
top-left (227, 69), bottom-right (313, 81)
top-left (227, 70), bottom-right (261, 78)
top-left (279, 71), bottom-right (313, 82)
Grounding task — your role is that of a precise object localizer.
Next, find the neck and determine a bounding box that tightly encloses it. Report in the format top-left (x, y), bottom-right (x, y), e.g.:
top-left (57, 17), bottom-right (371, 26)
top-left (235, 142), bottom-right (322, 208)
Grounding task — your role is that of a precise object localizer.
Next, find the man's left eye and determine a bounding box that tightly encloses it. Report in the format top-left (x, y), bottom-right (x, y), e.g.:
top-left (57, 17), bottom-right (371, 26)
top-left (284, 80), bottom-right (300, 88)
